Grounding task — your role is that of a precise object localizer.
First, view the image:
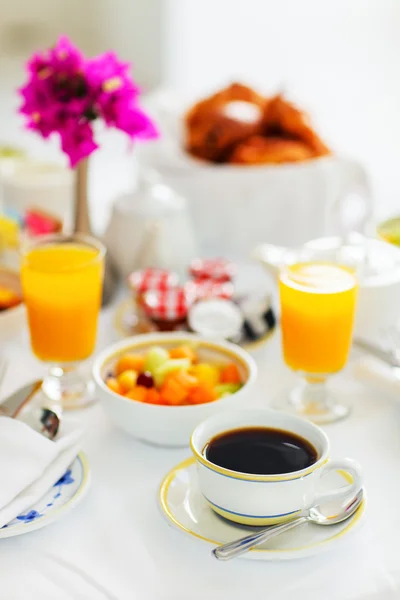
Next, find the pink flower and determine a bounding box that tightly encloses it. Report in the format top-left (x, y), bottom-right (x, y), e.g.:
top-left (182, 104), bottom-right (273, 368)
top-left (26, 35), bottom-right (84, 77)
top-left (18, 72), bottom-right (54, 119)
top-left (85, 52), bottom-right (139, 123)
top-left (85, 52), bottom-right (158, 140)
top-left (18, 36), bottom-right (87, 138)
top-left (60, 122), bottom-right (98, 168)
top-left (114, 102), bottom-right (159, 140)
top-left (85, 52), bottom-right (136, 88)
top-left (18, 35), bottom-right (158, 167)
top-left (48, 35), bottom-right (84, 73)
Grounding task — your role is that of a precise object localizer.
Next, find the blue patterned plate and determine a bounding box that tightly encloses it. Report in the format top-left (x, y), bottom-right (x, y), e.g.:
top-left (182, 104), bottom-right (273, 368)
top-left (0, 453), bottom-right (90, 538)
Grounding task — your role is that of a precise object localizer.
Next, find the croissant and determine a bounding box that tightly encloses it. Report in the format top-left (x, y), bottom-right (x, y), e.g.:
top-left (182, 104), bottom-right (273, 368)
top-left (263, 95), bottom-right (331, 157)
top-left (229, 136), bottom-right (315, 165)
top-left (184, 83), bottom-right (265, 162)
top-left (184, 84), bottom-right (331, 164)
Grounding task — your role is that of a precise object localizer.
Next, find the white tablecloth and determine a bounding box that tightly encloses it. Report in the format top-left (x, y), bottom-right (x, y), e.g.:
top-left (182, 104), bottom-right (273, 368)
top-left (2, 280), bottom-right (400, 600)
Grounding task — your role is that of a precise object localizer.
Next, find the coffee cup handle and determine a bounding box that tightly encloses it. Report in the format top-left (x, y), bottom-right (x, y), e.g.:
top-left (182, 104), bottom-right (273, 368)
top-left (328, 157), bottom-right (373, 236)
top-left (314, 458), bottom-right (363, 506)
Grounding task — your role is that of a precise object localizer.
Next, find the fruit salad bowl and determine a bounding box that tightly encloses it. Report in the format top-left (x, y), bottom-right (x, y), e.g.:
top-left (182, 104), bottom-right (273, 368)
top-left (92, 332), bottom-right (257, 447)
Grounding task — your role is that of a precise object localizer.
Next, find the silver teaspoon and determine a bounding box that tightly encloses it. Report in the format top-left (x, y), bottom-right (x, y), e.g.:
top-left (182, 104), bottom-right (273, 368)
top-left (0, 380), bottom-right (61, 440)
top-left (212, 488), bottom-right (364, 561)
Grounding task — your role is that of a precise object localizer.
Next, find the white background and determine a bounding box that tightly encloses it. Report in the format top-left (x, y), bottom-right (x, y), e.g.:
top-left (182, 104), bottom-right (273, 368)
top-left (1, 0), bottom-right (400, 221)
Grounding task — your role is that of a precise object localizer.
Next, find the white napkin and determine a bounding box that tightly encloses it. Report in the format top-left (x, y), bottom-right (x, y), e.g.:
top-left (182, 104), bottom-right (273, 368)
top-left (353, 356), bottom-right (400, 398)
top-left (0, 417), bottom-right (82, 528)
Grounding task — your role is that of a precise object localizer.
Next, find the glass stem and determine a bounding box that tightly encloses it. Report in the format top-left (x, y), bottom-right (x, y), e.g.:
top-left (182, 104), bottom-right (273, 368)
top-left (291, 376), bottom-right (332, 416)
top-left (42, 365), bottom-right (94, 410)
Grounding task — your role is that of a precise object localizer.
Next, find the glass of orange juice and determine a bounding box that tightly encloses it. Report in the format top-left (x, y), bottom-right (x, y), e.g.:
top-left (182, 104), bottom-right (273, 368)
top-left (21, 233), bottom-right (105, 409)
top-left (277, 249), bottom-right (358, 423)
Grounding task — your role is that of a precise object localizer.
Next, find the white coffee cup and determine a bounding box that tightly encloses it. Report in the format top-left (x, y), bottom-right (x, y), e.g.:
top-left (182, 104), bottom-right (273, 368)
top-left (191, 409), bottom-right (363, 526)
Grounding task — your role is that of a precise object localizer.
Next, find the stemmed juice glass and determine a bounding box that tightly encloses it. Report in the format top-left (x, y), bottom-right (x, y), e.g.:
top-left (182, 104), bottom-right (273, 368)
top-left (276, 248), bottom-right (358, 423)
top-left (21, 233), bottom-right (105, 409)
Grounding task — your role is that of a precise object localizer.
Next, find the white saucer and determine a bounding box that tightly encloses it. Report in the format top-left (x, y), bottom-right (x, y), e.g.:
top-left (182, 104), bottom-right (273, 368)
top-left (159, 457), bottom-right (366, 561)
top-left (0, 453), bottom-right (90, 539)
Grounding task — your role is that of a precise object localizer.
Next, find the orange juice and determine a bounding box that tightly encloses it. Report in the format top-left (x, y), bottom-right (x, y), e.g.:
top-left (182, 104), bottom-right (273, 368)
top-left (279, 262), bottom-right (357, 374)
top-left (21, 243), bottom-right (104, 363)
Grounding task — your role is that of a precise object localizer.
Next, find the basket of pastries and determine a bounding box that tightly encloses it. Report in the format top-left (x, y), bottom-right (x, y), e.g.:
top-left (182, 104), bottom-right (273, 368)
top-left (139, 83), bottom-right (370, 256)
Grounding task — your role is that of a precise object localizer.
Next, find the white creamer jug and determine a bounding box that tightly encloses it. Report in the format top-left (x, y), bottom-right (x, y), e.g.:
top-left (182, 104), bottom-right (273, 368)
top-left (104, 170), bottom-right (198, 279)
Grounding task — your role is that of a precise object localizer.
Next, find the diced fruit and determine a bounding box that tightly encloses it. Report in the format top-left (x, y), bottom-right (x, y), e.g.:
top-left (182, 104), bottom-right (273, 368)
top-left (154, 358), bottom-right (191, 388)
top-left (169, 345), bottom-right (197, 362)
top-left (187, 383), bottom-right (217, 405)
top-left (146, 388), bottom-right (164, 404)
top-left (105, 342), bottom-right (243, 406)
top-left (144, 346), bottom-right (169, 374)
top-left (215, 383), bottom-right (242, 398)
top-left (115, 354), bottom-right (145, 375)
top-left (167, 370), bottom-right (198, 390)
top-left (117, 369), bottom-right (138, 392)
top-left (126, 385), bottom-right (148, 402)
top-left (220, 363), bottom-right (241, 384)
top-left (160, 378), bottom-right (189, 405)
top-left (190, 363), bottom-right (220, 387)
top-left (137, 371), bottom-right (154, 388)
top-left (146, 389), bottom-right (163, 405)
top-left (106, 377), bottom-right (121, 394)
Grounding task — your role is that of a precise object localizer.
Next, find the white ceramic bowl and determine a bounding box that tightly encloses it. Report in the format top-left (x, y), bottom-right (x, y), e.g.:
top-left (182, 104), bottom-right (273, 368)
top-left (93, 332), bottom-right (257, 447)
top-left (0, 267), bottom-right (26, 342)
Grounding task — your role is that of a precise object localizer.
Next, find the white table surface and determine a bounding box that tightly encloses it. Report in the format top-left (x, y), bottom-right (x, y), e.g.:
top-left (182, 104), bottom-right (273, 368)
top-left (0, 121), bottom-right (399, 598)
top-left (2, 275), bottom-right (400, 600)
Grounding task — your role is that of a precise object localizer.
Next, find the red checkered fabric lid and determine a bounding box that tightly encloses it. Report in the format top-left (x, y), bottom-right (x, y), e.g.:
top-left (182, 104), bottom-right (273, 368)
top-left (189, 258), bottom-right (235, 281)
top-left (187, 279), bottom-right (234, 301)
top-left (128, 269), bottom-right (179, 294)
top-left (142, 287), bottom-right (195, 321)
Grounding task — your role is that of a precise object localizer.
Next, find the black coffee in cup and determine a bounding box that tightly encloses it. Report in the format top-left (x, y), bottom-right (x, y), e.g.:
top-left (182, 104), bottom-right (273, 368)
top-left (204, 427), bottom-right (318, 475)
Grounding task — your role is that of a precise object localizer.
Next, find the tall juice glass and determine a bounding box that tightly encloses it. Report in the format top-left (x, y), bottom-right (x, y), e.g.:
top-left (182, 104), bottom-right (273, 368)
top-left (21, 233), bottom-right (105, 409)
top-left (278, 256), bottom-right (358, 423)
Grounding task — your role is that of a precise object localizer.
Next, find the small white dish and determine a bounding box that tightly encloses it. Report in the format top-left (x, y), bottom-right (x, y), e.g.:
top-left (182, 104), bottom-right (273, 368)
top-left (159, 457), bottom-right (367, 561)
top-left (188, 299), bottom-right (244, 340)
top-left (0, 453), bottom-right (90, 539)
